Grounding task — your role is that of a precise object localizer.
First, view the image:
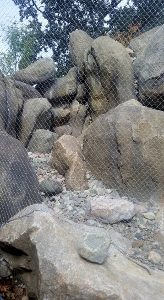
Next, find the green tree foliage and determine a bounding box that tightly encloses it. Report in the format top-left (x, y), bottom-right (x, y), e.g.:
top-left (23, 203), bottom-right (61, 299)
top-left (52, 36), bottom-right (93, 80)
top-left (109, 0), bottom-right (164, 34)
top-left (0, 22), bottom-right (41, 75)
top-left (12, 0), bottom-right (122, 75)
top-left (12, 0), bottom-right (164, 75)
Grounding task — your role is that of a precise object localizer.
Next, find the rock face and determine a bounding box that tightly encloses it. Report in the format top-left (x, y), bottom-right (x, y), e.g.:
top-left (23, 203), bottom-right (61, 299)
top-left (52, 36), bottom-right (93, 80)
top-left (46, 67), bottom-right (77, 104)
top-left (50, 135), bottom-right (88, 190)
top-left (69, 29), bottom-right (93, 77)
top-left (83, 100), bottom-right (164, 200)
top-left (0, 74), bottom-right (23, 137)
top-left (84, 36), bottom-right (134, 115)
top-left (12, 58), bottom-right (56, 85)
top-left (27, 129), bottom-right (57, 153)
top-left (0, 132), bottom-right (42, 226)
top-left (0, 206), bottom-right (164, 300)
top-left (19, 98), bottom-right (52, 147)
top-left (131, 24), bottom-right (164, 110)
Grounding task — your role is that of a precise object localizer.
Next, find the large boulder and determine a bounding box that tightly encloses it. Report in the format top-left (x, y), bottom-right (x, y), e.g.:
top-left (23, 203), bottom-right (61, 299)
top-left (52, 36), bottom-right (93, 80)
top-left (12, 58), bottom-right (56, 85)
top-left (27, 129), bottom-right (57, 153)
top-left (131, 24), bottom-right (164, 110)
top-left (83, 100), bottom-right (164, 200)
top-left (69, 29), bottom-right (93, 78)
top-left (19, 98), bottom-right (52, 147)
top-left (46, 67), bottom-right (77, 104)
top-left (84, 36), bottom-right (134, 115)
top-left (14, 80), bottom-right (42, 100)
top-left (50, 135), bottom-right (88, 190)
top-left (0, 132), bottom-right (42, 226)
top-left (129, 26), bottom-right (160, 57)
top-left (0, 205), bottom-right (164, 299)
top-left (0, 74), bottom-right (24, 137)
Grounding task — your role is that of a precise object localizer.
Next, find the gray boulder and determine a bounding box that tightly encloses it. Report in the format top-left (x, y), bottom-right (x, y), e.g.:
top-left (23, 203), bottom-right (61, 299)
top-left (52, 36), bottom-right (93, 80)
top-left (14, 80), bottom-right (42, 100)
top-left (83, 99), bottom-right (164, 200)
top-left (46, 67), bottom-right (77, 104)
top-left (27, 129), bottom-right (57, 153)
top-left (0, 132), bottom-right (42, 226)
top-left (69, 29), bottom-right (93, 77)
top-left (19, 98), bottom-right (52, 147)
top-left (85, 36), bottom-right (134, 115)
top-left (69, 100), bottom-right (87, 137)
top-left (0, 206), bottom-right (164, 300)
top-left (55, 124), bottom-right (72, 137)
top-left (12, 58), bottom-right (56, 85)
top-left (129, 26), bottom-right (160, 57)
top-left (0, 74), bottom-right (24, 137)
top-left (131, 24), bottom-right (164, 109)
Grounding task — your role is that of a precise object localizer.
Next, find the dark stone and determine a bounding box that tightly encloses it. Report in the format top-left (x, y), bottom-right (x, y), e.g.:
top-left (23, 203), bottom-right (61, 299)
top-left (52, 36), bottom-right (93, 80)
top-left (40, 179), bottom-right (63, 196)
top-left (0, 132), bottom-right (42, 226)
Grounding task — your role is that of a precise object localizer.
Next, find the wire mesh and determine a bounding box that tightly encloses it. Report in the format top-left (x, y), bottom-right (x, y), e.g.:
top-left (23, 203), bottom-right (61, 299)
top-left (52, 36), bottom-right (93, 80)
top-left (0, 0), bottom-right (164, 226)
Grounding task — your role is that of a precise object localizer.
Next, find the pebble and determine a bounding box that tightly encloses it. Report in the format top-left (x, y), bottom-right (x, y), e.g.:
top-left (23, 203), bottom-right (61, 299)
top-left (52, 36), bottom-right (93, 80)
top-left (148, 250), bottom-right (161, 264)
top-left (143, 212), bottom-right (156, 220)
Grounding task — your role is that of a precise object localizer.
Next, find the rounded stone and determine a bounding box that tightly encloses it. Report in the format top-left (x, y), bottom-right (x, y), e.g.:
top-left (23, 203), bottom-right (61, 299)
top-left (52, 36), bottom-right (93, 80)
top-left (40, 179), bottom-right (63, 196)
top-left (148, 250), bottom-right (161, 264)
top-left (77, 230), bottom-right (111, 264)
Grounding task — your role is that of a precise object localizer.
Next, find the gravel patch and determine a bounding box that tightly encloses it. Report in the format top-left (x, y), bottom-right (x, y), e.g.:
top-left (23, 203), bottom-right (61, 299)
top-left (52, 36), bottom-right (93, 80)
top-left (28, 152), bottom-right (164, 272)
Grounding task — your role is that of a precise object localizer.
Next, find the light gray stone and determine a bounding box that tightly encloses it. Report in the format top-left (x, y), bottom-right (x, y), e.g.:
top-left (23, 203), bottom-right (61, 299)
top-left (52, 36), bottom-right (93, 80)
top-left (19, 98), bottom-right (52, 147)
top-left (90, 196), bottom-right (136, 224)
top-left (143, 212), bottom-right (156, 220)
top-left (132, 24), bottom-right (164, 109)
top-left (77, 229), bottom-right (111, 264)
top-left (148, 251), bottom-right (161, 264)
top-left (40, 179), bottom-right (63, 196)
top-left (83, 99), bottom-right (164, 200)
top-left (12, 58), bottom-right (56, 84)
top-left (46, 67), bottom-right (77, 104)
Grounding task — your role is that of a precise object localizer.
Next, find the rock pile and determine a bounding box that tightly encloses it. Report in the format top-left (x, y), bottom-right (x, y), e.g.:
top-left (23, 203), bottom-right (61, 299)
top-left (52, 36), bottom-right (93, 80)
top-left (0, 24), bottom-right (164, 300)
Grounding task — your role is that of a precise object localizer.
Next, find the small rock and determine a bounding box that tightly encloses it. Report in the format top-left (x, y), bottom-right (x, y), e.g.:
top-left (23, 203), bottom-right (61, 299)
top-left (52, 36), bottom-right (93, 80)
top-left (40, 179), bottom-right (63, 196)
top-left (110, 190), bottom-right (120, 198)
top-left (134, 232), bottom-right (143, 240)
top-left (148, 250), bottom-right (161, 264)
top-left (90, 196), bottom-right (136, 224)
top-left (77, 229), bottom-right (111, 264)
top-left (132, 240), bottom-right (144, 248)
top-left (143, 212), bottom-right (156, 220)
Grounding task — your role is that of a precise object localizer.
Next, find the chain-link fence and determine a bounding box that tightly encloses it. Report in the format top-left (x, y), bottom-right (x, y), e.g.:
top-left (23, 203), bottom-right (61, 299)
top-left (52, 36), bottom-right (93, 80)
top-left (0, 0), bottom-right (164, 226)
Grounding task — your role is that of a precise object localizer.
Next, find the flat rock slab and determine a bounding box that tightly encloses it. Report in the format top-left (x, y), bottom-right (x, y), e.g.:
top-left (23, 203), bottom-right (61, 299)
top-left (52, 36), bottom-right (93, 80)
top-left (90, 196), bottom-right (136, 224)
